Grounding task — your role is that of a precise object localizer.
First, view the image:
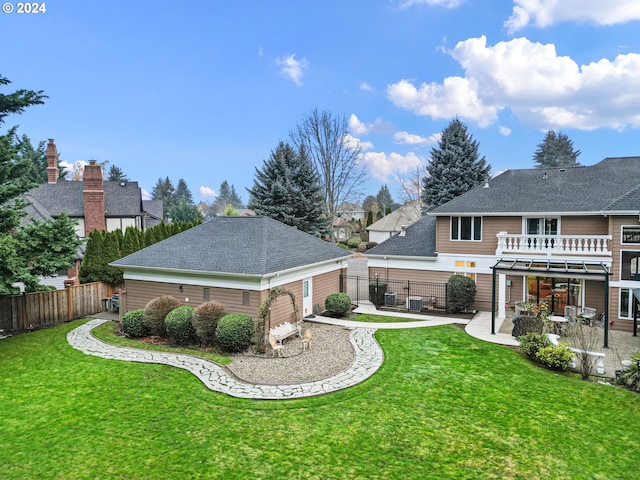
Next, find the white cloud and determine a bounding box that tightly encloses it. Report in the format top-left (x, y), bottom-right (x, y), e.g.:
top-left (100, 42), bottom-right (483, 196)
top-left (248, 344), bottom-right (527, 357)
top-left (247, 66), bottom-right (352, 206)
top-left (498, 125), bottom-right (511, 136)
top-left (506, 0), bottom-right (640, 33)
top-left (343, 134), bottom-right (374, 151)
top-left (387, 35), bottom-right (640, 130)
top-left (361, 151), bottom-right (423, 182)
top-left (59, 160), bottom-right (74, 179)
top-left (394, 131), bottom-right (441, 145)
top-left (141, 188), bottom-right (151, 200)
top-left (348, 114), bottom-right (394, 135)
top-left (275, 54), bottom-right (308, 86)
top-left (199, 186), bottom-right (217, 198)
top-left (399, 0), bottom-right (463, 8)
top-left (359, 82), bottom-right (374, 92)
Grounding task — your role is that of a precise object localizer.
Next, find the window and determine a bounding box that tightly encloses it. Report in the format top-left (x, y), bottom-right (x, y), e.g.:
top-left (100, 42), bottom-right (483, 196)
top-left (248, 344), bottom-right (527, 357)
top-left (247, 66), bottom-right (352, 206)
top-left (620, 288), bottom-right (632, 319)
top-left (242, 291), bottom-right (250, 305)
top-left (622, 226), bottom-right (640, 244)
top-left (621, 250), bottom-right (640, 280)
top-left (451, 216), bottom-right (481, 241)
top-left (526, 217), bottom-right (558, 236)
top-left (454, 260), bottom-right (476, 281)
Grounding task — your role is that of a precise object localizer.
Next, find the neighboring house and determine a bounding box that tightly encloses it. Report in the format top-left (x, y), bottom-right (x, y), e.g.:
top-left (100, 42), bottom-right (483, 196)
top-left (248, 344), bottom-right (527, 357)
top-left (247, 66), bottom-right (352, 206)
top-left (23, 139), bottom-right (159, 238)
top-left (111, 216), bottom-right (351, 335)
top-left (367, 200), bottom-right (422, 244)
top-left (368, 157), bottom-right (640, 335)
top-left (142, 200), bottom-right (164, 228)
top-left (336, 202), bottom-right (365, 222)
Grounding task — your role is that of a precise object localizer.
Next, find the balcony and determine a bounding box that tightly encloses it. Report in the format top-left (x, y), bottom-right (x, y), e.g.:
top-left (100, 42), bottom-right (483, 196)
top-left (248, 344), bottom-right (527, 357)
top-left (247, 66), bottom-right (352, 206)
top-left (496, 232), bottom-right (612, 257)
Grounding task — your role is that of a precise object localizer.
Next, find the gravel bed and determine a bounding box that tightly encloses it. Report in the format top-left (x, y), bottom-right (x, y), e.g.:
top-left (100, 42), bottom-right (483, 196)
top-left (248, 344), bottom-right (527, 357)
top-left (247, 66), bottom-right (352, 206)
top-left (226, 322), bottom-right (355, 385)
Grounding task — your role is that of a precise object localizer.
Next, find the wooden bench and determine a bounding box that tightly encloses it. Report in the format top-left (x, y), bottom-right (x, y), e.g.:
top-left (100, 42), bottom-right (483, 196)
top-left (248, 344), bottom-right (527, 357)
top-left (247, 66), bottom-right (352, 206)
top-left (547, 333), bottom-right (605, 374)
top-left (269, 321), bottom-right (302, 344)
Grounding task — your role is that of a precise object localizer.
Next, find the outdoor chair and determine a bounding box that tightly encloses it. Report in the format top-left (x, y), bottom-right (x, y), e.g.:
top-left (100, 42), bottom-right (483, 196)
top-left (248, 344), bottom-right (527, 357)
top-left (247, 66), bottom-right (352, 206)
top-left (579, 307), bottom-right (596, 326)
top-left (302, 330), bottom-right (312, 351)
top-left (269, 333), bottom-right (284, 357)
top-left (111, 293), bottom-right (120, 311)
top-left (564, 305), bottom-right (577, 325)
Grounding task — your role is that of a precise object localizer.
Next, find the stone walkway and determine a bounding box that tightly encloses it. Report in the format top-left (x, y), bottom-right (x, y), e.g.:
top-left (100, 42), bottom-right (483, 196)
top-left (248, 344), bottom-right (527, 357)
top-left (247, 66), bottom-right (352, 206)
top-left (68, 318), bottom-right (383, 400)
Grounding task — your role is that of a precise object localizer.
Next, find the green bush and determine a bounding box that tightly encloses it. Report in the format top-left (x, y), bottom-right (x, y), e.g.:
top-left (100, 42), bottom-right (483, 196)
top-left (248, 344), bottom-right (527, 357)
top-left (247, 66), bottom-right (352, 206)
top-left (325, 292), bottom-right (352, 316)
top-left (447, 275), bottom-right (477, 313)
top-left (519, 333), bottom-right (552, 358)
top-left (619, 353), bottom-right (640, 391)
top-left (120, 309), bottom-right (147, 337)
top-left (535, 343), bottom-right (574, 371)
top-left (215, 314), bottom-right (255, 352)
top-left (192, 301), bottom-right (226, 346)
top-left (165, 306), bottom-right (196, 345)
top-left (347, 235), bottom-right (362, 247)
top-left (143, 295), bottom-right (181, 337)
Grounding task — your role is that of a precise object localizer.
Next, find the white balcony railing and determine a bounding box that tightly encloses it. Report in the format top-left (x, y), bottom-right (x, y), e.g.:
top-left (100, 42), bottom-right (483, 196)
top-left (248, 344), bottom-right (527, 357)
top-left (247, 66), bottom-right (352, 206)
top-left (495, 232), bottom-right (612, 256)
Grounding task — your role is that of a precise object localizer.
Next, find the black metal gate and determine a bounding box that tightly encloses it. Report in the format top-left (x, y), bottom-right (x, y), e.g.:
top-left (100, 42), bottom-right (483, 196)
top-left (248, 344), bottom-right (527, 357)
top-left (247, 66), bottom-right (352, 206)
top-left (340, 275), bottom-right (448, 313)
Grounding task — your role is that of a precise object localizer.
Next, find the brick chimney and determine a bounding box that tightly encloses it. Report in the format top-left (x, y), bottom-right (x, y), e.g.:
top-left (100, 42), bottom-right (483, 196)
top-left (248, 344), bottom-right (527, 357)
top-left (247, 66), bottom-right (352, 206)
top-left (46, 139), bottom-right (58, 184)
top-left (83, 160), bottom-right (106, 232)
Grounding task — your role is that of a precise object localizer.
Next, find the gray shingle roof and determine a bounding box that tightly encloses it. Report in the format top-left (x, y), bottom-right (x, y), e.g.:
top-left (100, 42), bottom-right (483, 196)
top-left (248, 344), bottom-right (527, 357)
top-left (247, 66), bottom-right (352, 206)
top-left (24, 180), bottom-right (143, 218)
top-left (112, 216), bottom-right (351, 275)
top-left (367, 215), bottom-right (437, 257)
top-left (367, 201), bottom-right (421, 232)
top-left (429, 157), bottom-right (640, 215)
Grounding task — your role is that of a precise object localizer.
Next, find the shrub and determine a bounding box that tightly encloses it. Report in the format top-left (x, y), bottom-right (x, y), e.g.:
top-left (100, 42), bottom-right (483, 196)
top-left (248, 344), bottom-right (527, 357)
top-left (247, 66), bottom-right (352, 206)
top-left (347, 235), bottom-right (362, 247)
top-left (120, 309), bottom-right (147, 337)
top-left (325, 292), bottom-right (352, 317)
top-left (335, 243), bottom-right (350, 250)
top-left (216, 314), bottom-right (255, 352)
top-left (357, 242), bottom-right (367, 253)
top-left (165, 306), bottom-right (196, 345)
top-left (192, 301), bottom-right (226, 346)
top-left (447, 275), bottom-right (476, 313)
top-left (535, 343), bottom-right (574, 371)
top-left (368, 282), bottom-right (387, 306)
top-left (619, 353), bottom-right (640, 391)
top-left (519, 333), bottom-right (552, 358)
top-left (143, 295), bottom-right (181, 337)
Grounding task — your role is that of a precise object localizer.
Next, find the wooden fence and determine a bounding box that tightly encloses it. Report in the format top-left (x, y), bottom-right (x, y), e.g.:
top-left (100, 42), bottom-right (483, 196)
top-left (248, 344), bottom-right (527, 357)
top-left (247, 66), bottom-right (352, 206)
top-left (0, 282), bottom-right (117, 334)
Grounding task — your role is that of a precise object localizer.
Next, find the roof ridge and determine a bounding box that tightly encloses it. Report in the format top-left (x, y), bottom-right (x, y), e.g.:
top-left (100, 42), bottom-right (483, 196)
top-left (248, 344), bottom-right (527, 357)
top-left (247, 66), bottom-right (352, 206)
top-left (601, 182), bottom-right (640, 211)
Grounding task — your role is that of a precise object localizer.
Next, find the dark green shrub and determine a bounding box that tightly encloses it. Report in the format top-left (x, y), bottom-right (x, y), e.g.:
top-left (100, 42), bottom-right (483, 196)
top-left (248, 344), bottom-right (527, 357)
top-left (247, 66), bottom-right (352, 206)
top-left (347, 235), bottom-right (361, 247)
top-left (192, 301), bottom-right (226, 346)
top-left (368, 282), bottom-right (387, 306)
top-left (619, 353), bottom-right (640, 391)
top-left (165, 306), bottom-right (196, 345)
top-left (535, 344), bottom-right (574, 371)
top-left (519, 333), bottom-right (552, 358)
top-left (121, 309), bottom-right (147, 337)
top-left (143, 295), bottom-right (181, 337)
top-left (216, 314), bottom-right (255, 352)
top-left (447, 275), bottom-right (476, 313)
top-left (325, 292), bottom-right (352, 316)
top-left (336, 243), bottom-right (350, 250)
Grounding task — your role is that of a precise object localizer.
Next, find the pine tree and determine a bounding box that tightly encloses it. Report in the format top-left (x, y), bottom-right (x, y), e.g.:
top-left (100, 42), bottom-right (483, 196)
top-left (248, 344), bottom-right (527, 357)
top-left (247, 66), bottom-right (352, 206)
top-left (175, 178), bottom-right (194, 204)
top-left (422, 119), bottom-right (491, 211)
top-left (247, 142), bottom-right (327, 235)
top-left (101, 231), bottom-right (123, 285)
top-left (151, 176), bottom-right (176, 219)
top-left (106, 165), bottom-right (128, 182)
top-left (228, 184), bottom-right (243, 209)
top-left (79, 230), bottom-right (103, 284)
top-left (533, 130), bottom-right (581, 169)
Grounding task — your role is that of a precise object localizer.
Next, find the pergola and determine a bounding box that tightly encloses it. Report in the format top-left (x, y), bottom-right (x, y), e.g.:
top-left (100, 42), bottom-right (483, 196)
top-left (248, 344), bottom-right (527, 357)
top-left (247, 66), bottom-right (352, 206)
top-left (490, 259), bottom-right (611, 348)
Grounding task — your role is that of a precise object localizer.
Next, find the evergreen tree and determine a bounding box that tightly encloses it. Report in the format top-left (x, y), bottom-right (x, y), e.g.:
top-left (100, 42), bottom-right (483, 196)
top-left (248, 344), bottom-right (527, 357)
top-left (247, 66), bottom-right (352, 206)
top-left (101, 231), bottom-right (123, 285)
top-left (79, 230), bottom-right (103, 284)
top-left (175, 178), bottom-right (194, 204)
top-left (15, 212), bottom-right (82, 292)
top-left (247, 142), bottom-right (327, 235)
top-left (16, 135), bottom-right (47, 185)
top-left (422, 119), bottom-right (491, 211)
top-left (151, 176), bottom-right (176, 219)
top-left (168, 198), bottom-right (202, 224)
top-left (533, 130), bottom-right (581, 169)
top-left (213, 180), bottom-right (243, 214)
top-left (366, 210), bottom-right (374, 227)
top-left (122, 226), bottom-right (140, 257)
top-left (106, 165), bottom-right (128, 182)
top-left (228, 184), bottom-right (243, 209)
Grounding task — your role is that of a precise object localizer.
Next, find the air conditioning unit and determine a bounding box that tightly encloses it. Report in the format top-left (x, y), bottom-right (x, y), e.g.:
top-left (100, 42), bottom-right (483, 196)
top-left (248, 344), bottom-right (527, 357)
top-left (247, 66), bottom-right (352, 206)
top-left (406, 296), bottom-right (423, 311)
top-left (384, 292), bottom-right (397, 307)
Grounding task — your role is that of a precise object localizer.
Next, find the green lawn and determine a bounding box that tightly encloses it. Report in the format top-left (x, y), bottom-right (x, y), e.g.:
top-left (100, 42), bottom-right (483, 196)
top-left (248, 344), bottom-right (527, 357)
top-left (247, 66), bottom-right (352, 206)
top-left (0, 319), bottom-right (638, 479)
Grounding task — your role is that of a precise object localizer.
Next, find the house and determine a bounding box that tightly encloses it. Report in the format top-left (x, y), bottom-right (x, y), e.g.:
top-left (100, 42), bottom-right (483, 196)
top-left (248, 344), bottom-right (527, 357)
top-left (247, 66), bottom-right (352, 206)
top-left (336, 202), bottom-right (365, 222)
top-left (111, 216), bottom-right (351, 335)
top-left (367, 157), bottom-right (640, 338)
top-left (23, 139), bottom-right (160, 238)
top-left (367, 200), bottom-right (422, 244)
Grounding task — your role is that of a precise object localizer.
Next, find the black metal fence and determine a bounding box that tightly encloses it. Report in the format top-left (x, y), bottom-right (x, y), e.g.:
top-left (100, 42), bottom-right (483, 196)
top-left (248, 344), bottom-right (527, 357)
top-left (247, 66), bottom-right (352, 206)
top-left (340, 275), bottom-right (448, 314)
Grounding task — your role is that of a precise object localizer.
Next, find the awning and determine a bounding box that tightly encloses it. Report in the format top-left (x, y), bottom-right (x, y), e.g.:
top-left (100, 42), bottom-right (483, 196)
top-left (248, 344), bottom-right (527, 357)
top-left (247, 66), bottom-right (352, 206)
top-left (491, 258), bottom-right (610, 280)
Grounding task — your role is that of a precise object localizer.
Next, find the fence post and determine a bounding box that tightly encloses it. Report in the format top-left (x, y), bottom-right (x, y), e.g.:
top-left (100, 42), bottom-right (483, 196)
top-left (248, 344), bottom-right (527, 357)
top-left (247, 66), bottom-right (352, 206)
top-left (67, 286), bottom-right (73, 321)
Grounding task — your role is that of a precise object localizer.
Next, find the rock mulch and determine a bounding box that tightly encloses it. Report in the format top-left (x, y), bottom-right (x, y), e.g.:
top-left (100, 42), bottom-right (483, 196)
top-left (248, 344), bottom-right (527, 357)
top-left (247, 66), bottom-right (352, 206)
top-left (227, 322), bottom-right (355, 385)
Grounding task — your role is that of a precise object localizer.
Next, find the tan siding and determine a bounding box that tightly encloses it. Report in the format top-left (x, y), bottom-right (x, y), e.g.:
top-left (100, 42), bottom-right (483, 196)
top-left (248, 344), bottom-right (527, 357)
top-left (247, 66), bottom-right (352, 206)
top-left (609, 215), bottom-right (640, 281)
top-left (369, 266), bottom-right (452, 283)
top-left (560, 216), bottom-right (608, 235)
top-left (312, 270), bottom-right (343, 312)
top-left (437, 216), bottom-right (521, 255)
top-left (123, 279), bottom-right (261, 318)
top-left (268, 280), bottom-right (302, 328)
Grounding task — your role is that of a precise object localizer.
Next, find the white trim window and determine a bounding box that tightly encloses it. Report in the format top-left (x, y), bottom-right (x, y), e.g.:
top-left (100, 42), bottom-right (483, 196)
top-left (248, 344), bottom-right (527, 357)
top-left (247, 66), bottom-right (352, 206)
top-left (619, 288), bottom-right (634, 319)
top-left (621, 225), bottom-right (640, 245)
top-left (620, 250), bottom-right (640, 281)
top-left (454, 260), bottom-right (477, 281)
top-left (451, 216), bottom-right (482, 241)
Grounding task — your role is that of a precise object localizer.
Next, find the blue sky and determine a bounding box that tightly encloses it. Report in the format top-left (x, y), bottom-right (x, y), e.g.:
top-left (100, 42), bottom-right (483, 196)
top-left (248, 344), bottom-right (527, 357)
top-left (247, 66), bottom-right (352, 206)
top-left (2, 0), bottom-right (639, 205)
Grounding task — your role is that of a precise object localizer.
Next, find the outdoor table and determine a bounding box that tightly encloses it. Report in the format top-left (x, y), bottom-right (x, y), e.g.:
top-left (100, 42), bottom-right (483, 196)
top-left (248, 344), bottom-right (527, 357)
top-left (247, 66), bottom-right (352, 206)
top-left (549, 315), bottom-right (568, 335)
